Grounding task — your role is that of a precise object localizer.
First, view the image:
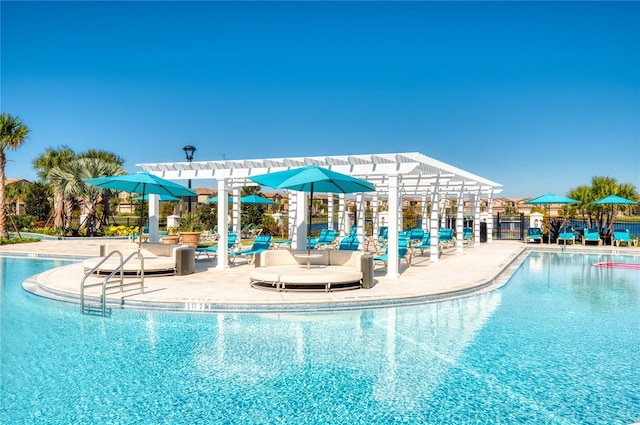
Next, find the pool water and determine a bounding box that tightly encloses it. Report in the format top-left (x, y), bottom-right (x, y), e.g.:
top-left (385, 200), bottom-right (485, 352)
top-left (1, 253), bottom-right (639, 424)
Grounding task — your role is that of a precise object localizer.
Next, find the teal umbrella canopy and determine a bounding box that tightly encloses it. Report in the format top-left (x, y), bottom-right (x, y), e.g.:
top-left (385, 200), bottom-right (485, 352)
top-left (240, 194), bottom-right (278, 205)
top-left (249, 165), bottom-right (375, 266)
top-left (591, 195), bottom-right (637, 205)
top-left (133, 194), bottom-right (180, 202)
top-left (84, 172), bottom-right (196, 248)
top-left (523, 193), bottom-right (578, 205)
top-left (204, 196), bottom-right (234, 203)
top-left (84, 172), bottom-right (197, 198)
top-left (249, 165), bottom-right (376, 194)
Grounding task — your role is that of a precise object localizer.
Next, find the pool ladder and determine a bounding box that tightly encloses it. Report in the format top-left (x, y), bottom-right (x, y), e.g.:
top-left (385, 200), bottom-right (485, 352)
top-left (80, 250), bottom-right (145, 316)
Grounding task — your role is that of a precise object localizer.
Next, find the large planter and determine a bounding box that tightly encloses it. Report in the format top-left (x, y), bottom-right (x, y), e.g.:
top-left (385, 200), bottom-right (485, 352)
top-left (179, 231), bottom-right (202, 248)
top-left (162, 235), bottom-right (180, 244)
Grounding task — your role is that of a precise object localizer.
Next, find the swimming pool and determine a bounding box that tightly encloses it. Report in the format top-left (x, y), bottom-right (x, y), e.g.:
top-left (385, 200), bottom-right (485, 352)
top-left (1, 252), bottom-right (638, 424)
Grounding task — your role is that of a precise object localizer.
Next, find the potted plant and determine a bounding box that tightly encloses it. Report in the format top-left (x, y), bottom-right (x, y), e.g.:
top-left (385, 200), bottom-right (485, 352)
top-left (162, 226), bottom-right (180, 244)
top-left (178, 213), bottom-right (202, 247)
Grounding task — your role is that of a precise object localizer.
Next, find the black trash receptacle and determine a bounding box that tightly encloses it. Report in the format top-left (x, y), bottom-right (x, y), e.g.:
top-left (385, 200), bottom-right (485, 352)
top-left (361, 254), bottom-right (374, 289)
top-left (480, 222), bottom-right (487, 243)
top-left (176, 247), bottom-right (195, 275)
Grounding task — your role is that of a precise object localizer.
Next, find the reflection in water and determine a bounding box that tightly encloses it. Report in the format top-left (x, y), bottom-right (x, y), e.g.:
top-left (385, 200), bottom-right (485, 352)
top-left (522, 252), bottom-right (639, 311)
top-left (191, 292), bottom-right (502, 415)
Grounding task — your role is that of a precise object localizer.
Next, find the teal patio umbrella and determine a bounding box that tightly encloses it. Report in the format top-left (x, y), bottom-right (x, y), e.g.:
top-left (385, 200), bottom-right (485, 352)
top-left (84, 172), bottom-right (196, 248)
top-left (592, 195), bottom-right (638, 243)
top-left (240, 194), bottom-right (278, 205)
top-left (133, 194), bottom-right (180, 202)
top-left (204, 196), bottom-right (233, 203)
top-left (524, 193), bottom-right (578, 244)
top-left (249, 165), bottom-right (375, 266)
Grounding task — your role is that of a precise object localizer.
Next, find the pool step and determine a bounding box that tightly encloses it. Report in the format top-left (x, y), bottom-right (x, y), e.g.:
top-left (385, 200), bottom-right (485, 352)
top-left (81, 303), bottom-right (113, 317)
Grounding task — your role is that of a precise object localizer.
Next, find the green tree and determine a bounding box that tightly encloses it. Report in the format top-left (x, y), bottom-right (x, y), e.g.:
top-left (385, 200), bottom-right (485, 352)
top-left (241, 186), bottom-right (268, 227)
top-left (25, 182), bottom-right (52, 222)
top-left (32, 146), bottom-right (76, 227)
top-left (0, 113), bottom-right (30, 238)
top-left (4, 179), bottom-right (28, 214)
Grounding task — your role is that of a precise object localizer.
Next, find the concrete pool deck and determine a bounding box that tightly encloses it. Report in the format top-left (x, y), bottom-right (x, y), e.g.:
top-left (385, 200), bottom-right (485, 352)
top-left (3, 239), bottom-right (638, 312)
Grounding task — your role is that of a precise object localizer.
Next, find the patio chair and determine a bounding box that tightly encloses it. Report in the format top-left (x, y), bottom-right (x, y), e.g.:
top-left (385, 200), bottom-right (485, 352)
top-left (365, 226), bottom-right (388, 252)
top-left (556, 228), bottom-right (575, 245)
top-left (195, 233), bottom-right (239, 261)
top-left (310, 229), bottom-right (338, 249)
top-left (240, 223), bottom-right (256, 238)
top-left (413, 233), bottom-right (431, 255)
top-left (271, 239), bottom-right (292, 250)
top-left (229, 235), bottom-right (273, 264)
top-left (463, 227), bottom-right (473, 244)
top-left (613, 229), bottom-right (637, 247)
top-left (374, 238), bottom-right (411, 269)
top-left (526, 227), bottom-right (543, 244)
top-left (438, 228), bottom-right (455, 249)
top-left (407, 228), bottom-right (425, 246)
top-left (582, 228), bottom-right (602, 246)
top-left (338, 236), bottom-right (360, 251)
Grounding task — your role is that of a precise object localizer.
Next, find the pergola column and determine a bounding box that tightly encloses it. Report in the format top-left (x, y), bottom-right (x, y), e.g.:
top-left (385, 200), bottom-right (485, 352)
top-left (216, 178), bottom-right (230, 270)
top-left (327, 195), bottom-right (334, 231)
top-left (146, 194), bottom-right (160, 243)
top-left (294, 191), bottom-right (307, 250)
top-left (430, 188), bottom-right (439, 262)
top-left (338, 193), bottom-right (346, 233)
top-left (456, 188), bottom-right (464, 253)
top-left (372, 193), bottom-right (379, 238)
top-left (356, 193), bottom-right (365, 249)
top-left (288, 191), bottom-right (298, 247)
top-left (473, 190), bottom-right (481, 247)
top-left (386, 172), bottom-right (400, 278)
top-left (232, 188), bottom-right (240, 239)
top-left (421, 192), bottom-right (429, 231)
top-left (487, 190), bottom-right (494, 243)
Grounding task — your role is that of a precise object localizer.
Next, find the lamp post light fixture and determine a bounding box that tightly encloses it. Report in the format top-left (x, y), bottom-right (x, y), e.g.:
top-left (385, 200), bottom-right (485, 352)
top-left (183, 145), bottom-right (196, 213)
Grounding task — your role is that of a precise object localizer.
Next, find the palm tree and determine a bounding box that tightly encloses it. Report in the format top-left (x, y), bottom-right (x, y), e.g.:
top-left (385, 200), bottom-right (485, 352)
top-left (0, 114), bottom-right (30, 238)
top-left (48, 157), bottom-right (124, 236)
top-left (569, 176), bottom-right (639, 236)
top-left (32, 146), bottom-right (76, 227)
top-left (78, 149), bottom-right (125, 227)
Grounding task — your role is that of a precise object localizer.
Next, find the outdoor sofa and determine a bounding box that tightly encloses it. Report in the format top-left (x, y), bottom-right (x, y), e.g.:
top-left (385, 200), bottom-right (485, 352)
top-left (249, 249), bottom-right (365, 292)
top-left (82, 242), bottom-right (193, 276)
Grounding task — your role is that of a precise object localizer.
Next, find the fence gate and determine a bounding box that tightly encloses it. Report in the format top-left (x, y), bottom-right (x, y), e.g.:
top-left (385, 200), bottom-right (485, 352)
top-left (496, 212), bottom-right (524, 240)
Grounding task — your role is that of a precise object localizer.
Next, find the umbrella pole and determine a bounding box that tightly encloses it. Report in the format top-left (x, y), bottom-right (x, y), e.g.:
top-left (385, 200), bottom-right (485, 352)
top-left (138, 186), bottom-right (146, 250)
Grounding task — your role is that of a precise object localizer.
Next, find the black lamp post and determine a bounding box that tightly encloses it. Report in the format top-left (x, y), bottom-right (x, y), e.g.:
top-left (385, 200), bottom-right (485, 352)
top-left (183, 145), bottom-right (196, 213)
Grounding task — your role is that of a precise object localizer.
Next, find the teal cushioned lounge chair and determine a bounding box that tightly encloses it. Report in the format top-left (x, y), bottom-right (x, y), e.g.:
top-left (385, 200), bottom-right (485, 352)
top-left (309, 230), bottom-right (338, 249)
top-left (556, 228), bottom-right (575, 245)
top-left (195, 233), bottom-right (238, 261)
top-left (338, 236), bottom-right (360, 251)
top-left (438, 228), bottom-right (455, 249)
top-left (463, 227), bottom-right (473, 244)
top-left (613, 229), bottom-right (637, 247)
top-left (582, 228), bottom-right (602, 246)
top-left (229, 235), bottom-right (273, 264)
top-left (374, 238), bottom-right (411, 268)
top-left (413, 233), bottom-right (431, 255)
top-left (526, 227), bottom-right (543, 244)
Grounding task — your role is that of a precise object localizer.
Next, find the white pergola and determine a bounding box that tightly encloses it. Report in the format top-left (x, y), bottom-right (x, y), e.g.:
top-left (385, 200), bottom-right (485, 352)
top-left (137, 152), bottom-right (502, 278)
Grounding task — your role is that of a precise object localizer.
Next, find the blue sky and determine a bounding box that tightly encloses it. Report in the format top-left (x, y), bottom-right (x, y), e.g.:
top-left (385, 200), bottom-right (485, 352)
top-left (2, 1), bottom-right (638, 197)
